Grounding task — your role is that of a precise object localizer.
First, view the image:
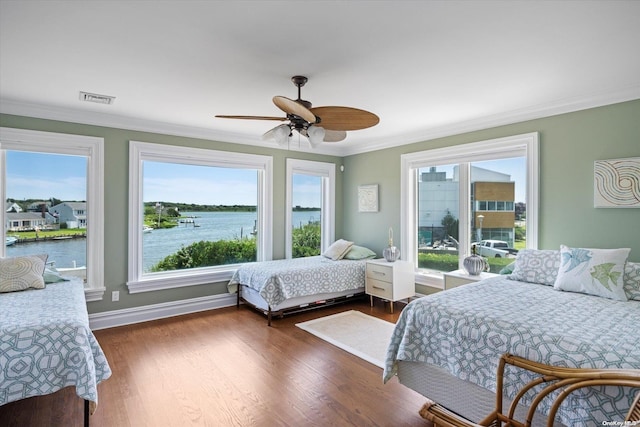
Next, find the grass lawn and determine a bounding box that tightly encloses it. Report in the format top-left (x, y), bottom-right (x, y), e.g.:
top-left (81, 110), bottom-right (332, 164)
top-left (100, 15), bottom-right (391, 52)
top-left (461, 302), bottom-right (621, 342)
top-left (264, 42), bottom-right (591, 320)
top-left (10, 229), bottom-right (86, 239)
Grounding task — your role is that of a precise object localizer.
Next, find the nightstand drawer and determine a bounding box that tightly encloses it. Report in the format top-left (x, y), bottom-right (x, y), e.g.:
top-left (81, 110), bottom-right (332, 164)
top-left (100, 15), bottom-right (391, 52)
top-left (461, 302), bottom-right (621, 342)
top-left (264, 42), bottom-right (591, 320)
top-left (366, 263), bottom-right (393, 283)
top-left (365, 278), bottom-right (393, 299)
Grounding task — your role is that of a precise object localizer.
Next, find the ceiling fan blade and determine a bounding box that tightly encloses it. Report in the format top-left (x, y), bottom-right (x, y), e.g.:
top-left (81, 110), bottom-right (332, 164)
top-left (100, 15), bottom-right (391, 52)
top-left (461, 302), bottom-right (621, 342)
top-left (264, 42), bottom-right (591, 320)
top-left (272, 96), bottom-right (316, 123)
top-left (215, 115), bottom-right (286, 121)
top-left (310, 106), bottom-right (379, 131)
top-left (323, 130), bottom-right (347, 142)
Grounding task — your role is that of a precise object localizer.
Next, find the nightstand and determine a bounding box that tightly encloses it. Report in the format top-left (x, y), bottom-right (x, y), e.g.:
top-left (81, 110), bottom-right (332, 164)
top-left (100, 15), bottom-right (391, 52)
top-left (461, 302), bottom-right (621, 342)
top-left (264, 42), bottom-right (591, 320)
top-left (365, 259), bottom-right (415, 313)
top-left (442, 269), bottom-right (499, 290)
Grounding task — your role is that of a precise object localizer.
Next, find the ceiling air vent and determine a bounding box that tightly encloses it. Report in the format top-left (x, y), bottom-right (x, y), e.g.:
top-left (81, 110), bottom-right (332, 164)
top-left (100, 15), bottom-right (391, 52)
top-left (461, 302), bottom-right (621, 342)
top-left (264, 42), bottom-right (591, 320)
top-left (79, 91), bottom-right (115, 105)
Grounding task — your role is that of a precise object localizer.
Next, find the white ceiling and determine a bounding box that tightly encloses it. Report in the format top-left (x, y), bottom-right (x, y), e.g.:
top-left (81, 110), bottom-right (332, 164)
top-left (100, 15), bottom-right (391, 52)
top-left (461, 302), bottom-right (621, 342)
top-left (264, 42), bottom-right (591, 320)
top-left (1, 1), bottom-right (639, 156)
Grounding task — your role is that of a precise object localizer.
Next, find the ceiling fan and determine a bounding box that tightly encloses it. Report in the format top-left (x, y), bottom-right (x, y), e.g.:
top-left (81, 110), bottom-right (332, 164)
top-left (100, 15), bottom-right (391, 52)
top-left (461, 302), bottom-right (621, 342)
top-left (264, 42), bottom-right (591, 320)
top-left (216, 76), bottom-right (379, 147)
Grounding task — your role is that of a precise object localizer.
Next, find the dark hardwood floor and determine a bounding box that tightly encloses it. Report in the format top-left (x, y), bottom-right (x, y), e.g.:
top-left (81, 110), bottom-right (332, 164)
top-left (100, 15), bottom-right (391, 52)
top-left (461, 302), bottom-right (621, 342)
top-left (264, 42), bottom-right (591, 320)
top-left (0, 297), bottom-right (431, 427)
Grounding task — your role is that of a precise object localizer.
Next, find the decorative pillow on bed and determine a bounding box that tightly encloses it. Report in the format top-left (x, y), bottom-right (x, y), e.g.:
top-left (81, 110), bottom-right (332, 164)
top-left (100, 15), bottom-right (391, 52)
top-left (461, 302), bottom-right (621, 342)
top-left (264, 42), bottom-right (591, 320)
top-left (0, 254), bottom-right (48, 293)
top-left (553, 245), bottom-right (630, 301)
top-left (343, 245), bottom-right (377, 260)
top-left (499, 261), bottom-right (516, 275)
top-left (508, 249), bottom-right (561, 285)
top-left (43, 266), bottom-right (69, 284)
top-left (624, 261), bottom-right (640, 301)
top-left (322, 239), bottom-right (354, 260)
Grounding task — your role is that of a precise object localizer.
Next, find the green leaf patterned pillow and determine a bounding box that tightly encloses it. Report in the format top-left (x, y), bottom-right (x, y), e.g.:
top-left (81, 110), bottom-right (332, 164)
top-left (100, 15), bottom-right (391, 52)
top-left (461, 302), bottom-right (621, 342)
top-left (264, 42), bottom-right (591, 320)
top-left (553, 245), bottom-right (630, 301)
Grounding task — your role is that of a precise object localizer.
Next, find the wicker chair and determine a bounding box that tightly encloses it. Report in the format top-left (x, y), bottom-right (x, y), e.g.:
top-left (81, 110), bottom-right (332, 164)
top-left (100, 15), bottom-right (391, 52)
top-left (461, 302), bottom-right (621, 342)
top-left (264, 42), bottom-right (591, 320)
top-left (420, 353), bottom-right (640, 427)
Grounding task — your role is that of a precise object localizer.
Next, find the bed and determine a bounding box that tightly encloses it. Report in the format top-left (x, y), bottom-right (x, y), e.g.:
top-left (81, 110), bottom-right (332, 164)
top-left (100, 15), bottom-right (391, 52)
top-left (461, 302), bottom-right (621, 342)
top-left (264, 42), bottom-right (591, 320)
top-left (383, 248), bottom-right (640, 426)
top-left (0, 273), bottom-right (112, 426)
top-left (228, 254), bottom-right (369, 325)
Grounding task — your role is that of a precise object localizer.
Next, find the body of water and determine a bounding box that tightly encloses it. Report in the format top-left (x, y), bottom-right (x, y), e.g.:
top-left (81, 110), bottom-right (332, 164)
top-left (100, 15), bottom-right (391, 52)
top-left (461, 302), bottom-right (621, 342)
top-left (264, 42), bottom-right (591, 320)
top-left (6, 237), bottom-right (86, 269)
top-left (6, 211), bottom-right (320, 272)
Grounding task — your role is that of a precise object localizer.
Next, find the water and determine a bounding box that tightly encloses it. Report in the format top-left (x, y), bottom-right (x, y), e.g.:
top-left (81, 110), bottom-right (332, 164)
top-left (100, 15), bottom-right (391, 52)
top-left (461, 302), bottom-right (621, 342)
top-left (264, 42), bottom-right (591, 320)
top-left (6, 238), bottom-right (86, 269)
top-left (6, 211), bottom-right (320, 272)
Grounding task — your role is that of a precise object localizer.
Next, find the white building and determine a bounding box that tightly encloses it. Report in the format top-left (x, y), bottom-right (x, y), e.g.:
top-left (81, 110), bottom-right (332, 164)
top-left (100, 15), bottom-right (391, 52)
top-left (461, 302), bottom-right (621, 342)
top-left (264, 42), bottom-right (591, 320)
top-left (418, 166), bottom-right (513, 245)
top-left (49, 202), bottom-right (87, 228)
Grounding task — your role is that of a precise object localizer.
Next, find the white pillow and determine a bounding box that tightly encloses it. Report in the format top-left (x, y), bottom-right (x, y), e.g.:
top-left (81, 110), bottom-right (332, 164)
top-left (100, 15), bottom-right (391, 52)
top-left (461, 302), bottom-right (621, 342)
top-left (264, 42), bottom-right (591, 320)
top-left (553, 245), bottom-right (630, 301)
top-left (0, 254), bottom-right (48, 293)
top-left (322, 239), bottom-right (354, 261)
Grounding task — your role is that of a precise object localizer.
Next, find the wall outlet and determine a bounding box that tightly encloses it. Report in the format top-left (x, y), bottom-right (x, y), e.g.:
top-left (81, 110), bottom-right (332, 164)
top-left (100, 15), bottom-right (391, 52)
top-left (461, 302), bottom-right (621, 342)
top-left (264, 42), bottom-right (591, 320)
top-left (111, 291), bottom-right (119, 302)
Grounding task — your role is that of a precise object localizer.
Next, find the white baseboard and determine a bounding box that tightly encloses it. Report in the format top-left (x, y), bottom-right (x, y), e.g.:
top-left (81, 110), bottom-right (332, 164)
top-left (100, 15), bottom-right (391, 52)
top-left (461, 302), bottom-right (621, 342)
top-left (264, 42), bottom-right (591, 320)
top-left (89, 293), bottom-right (237, 330)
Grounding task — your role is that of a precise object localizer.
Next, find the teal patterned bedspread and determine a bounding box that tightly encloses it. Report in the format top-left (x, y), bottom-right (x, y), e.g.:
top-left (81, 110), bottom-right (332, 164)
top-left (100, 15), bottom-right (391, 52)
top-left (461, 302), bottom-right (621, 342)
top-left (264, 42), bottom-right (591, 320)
top-left (383, 276), bottom-right (640, 425)
top-left (228, 256), bottom-right (366, 307)
top-left (0, 279), bottom-right (111, 407)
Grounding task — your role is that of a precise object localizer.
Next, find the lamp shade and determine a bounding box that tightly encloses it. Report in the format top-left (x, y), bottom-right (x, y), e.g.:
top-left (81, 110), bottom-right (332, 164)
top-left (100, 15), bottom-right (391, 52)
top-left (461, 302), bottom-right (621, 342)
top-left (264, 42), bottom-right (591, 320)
top-left (307, 125), bottom-right (325, 147)
top-left (273, 124), bottom-right (290, 145)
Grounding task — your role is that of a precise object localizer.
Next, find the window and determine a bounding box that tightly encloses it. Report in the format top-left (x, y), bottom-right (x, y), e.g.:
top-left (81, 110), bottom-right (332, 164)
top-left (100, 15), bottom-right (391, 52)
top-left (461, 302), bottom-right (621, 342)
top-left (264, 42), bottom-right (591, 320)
top-left (127, 141), bottom-right (272, 293)
top-left (0, 127), bottom-right (105, 301)
top-left (285, 159), bottom-right (335, 259)
top-left (401, 132), bottom-right (539, 286)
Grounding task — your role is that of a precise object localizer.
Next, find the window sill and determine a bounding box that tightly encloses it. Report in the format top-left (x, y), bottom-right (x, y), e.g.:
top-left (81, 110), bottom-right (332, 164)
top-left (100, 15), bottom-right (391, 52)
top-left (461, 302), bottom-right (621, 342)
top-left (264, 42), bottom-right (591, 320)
top-left (85, 287), bottom-right (106, 302)
top-left (127, 268), bottom-right (236, 294)
top-left (414, 270), bottom-right (444, 290)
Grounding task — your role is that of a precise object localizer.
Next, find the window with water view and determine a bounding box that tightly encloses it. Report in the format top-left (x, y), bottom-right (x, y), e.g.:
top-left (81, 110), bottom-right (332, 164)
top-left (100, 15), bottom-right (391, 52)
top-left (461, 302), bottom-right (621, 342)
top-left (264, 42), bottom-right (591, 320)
top-left (286, 159), bottom-right (335, 259)
top-left (4, 151), bottom-right (88, 279)
top-left (141, 161), bottom-right (259, 273)
top-left (127, 141), bottom-right (272, 293)
top-left (291, 173), bottom-right (322, 258)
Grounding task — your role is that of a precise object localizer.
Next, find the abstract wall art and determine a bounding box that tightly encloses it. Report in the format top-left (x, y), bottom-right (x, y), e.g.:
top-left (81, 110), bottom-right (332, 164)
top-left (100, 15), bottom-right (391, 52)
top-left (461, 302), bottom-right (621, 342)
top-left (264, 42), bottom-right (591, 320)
top-left (358, 184), bottom-right (379, 212)
top-left (594, 157), bottom-right (640, 208)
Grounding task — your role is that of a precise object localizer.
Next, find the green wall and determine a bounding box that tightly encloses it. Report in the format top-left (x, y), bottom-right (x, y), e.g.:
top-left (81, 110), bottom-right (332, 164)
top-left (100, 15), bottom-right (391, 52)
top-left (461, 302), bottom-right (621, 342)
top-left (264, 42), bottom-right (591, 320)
top-left (0, 114), bottom-right (344, 313)
top-left (2, 99), bottom-right (639, 314)
top-left (342, 99), bottom-right (640, 262)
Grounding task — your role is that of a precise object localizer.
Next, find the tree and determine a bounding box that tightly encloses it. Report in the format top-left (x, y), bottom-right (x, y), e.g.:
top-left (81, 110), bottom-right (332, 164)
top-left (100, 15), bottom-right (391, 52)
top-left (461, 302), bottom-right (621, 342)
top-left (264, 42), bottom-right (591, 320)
top-left (292, 222), bottom-right (321, 258)
top-left (515, 202), bottom-right (526, 220)
top-left (441, 210), bottom-right (459, 241)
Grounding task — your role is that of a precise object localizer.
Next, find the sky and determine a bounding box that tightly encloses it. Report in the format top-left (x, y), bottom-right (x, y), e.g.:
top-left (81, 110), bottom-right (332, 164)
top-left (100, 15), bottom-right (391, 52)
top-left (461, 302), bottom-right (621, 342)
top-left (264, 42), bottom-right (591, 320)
top-left (6, 152), bottom-right (522, 206)
top-left (6, 151), bottom-right (87, 201)
top-left (6, 152), bottom-right (323, 207)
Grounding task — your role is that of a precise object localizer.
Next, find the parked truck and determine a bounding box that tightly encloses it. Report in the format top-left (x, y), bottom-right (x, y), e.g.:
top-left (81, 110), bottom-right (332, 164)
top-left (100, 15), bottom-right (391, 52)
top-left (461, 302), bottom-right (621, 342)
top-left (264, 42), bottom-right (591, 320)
top-left (471, 240), bottom-right (519, 258)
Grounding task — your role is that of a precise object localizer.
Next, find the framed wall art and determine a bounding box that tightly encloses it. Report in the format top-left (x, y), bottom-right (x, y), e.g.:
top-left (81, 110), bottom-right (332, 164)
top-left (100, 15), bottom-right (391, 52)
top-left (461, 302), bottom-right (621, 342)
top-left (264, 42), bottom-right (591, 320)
top-left (594, 157), bottom-right (640, 208)
top-left (358, 184), bottom-right (378, 212)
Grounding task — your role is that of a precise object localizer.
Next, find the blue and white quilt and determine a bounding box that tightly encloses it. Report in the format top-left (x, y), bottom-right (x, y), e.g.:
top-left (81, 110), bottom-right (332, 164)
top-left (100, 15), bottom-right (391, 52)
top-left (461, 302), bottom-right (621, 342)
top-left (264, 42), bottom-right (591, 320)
top-left (228, 256), bottom-right (366, 307)
top-left (383, 276), bottom-right (640, 425)
top-left (0, 279), bottom-right (111, 410)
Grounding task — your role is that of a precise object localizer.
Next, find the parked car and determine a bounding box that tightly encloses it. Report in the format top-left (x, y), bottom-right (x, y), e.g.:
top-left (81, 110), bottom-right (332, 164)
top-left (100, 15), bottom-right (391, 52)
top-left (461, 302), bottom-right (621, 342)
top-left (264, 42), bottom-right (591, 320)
top-left (471, 240), bottom-right (519, 258)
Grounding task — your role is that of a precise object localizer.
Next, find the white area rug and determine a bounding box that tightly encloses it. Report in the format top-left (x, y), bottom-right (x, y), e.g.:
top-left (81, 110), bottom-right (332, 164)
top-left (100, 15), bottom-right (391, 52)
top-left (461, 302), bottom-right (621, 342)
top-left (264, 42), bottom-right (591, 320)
top-left (296, 310), bottom-right (395, 368)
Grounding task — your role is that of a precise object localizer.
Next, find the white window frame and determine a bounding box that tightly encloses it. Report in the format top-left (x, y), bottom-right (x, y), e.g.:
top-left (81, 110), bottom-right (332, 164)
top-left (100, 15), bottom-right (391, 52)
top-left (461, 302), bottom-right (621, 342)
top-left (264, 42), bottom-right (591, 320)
top-left (285, 159), bottom-right (336, 259)
top-left (401, 132), bottom-right (539, 287)
top-left (0, 127), bottom-right (105, 301)
top-left (127, 141), bottom-right (273, 293)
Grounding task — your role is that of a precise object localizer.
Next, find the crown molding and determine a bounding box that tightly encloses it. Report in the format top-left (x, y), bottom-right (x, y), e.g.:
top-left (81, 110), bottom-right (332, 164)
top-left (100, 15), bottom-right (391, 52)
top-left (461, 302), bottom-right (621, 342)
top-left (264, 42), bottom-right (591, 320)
top-left (2, 83), bottom-right (639, 158)
top-left (0, 99), bottom-right (347, 156)
top-left (340, 84), bottom-right (640, 156)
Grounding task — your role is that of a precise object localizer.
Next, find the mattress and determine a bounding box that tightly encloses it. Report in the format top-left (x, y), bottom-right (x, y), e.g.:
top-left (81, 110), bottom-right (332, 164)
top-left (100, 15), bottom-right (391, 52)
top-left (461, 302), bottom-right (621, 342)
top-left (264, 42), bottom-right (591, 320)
top-left (228, 255), bottom-right (367, 308)
top-left (0, 278), bottom-right (111, 411)
top-left (384, 276), bottom-right (640, 425)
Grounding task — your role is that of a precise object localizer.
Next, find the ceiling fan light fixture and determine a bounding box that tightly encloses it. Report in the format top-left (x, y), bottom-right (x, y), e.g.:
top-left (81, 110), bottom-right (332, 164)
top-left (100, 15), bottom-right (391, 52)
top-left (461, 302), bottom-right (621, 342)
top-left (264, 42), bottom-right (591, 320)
top-left (307, 125), bottom-right (325, 146)
top-left (273, 124), bottom-right (291, 145)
